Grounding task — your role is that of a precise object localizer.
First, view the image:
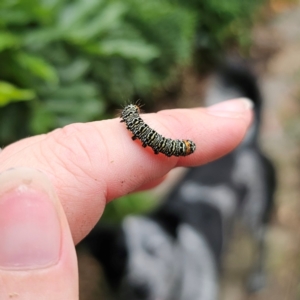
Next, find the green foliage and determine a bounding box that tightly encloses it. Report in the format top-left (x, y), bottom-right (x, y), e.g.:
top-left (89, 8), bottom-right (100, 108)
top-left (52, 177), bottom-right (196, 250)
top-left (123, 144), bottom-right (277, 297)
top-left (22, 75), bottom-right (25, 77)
top-left (0, 0), bottom-right (265, 145)
top-left (176, 0), bottom-right (265, 65)
top-left (0, 0), bottom-right (196, 144)
top-left (100, 191), bottom-right (159, 224)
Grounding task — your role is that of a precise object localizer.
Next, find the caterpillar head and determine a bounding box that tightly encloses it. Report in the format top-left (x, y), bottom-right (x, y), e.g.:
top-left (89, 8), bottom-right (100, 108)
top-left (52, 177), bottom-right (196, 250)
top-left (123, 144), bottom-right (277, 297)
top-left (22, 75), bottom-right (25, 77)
top-left (184, 140), bottom-right (196, 155)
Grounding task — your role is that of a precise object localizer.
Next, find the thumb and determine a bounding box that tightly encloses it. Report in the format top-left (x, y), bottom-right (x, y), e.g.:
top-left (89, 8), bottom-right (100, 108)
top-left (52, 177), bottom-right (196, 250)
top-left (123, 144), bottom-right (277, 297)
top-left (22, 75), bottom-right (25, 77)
top-left (0, 168), bottom-right (78, 300)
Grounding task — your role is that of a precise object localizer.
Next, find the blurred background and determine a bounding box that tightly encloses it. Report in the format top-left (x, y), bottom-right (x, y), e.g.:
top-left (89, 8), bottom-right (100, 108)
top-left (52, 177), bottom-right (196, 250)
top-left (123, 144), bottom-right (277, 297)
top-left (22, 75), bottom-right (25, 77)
top-left (1, 0), bottom-right (300, 299)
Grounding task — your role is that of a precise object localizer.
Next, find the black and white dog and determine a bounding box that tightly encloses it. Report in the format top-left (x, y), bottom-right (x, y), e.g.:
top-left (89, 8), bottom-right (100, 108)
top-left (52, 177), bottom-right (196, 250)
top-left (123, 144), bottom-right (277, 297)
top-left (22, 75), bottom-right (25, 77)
top-left (80, 62), bottom-right (276, 300)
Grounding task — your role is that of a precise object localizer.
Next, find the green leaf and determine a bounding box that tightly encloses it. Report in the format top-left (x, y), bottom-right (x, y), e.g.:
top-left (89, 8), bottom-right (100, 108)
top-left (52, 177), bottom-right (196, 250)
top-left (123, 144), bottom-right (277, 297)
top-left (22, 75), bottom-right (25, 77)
top-left (15, 52), bottom-right (59, 84)
top-left (68, 2), bottom-right (127, 42)
top-left (0, 31), bottom-right (20, 51)
top-left (58, 0), bottom-right (104, 30)
top-left (23, 28), bottom-right (64, 48)
top-left (59, 59), bottom-right (90, 82)
top-left (91, 39), bottom-right (160, 62)
top-left (0, 81), bottom-right (35, 107)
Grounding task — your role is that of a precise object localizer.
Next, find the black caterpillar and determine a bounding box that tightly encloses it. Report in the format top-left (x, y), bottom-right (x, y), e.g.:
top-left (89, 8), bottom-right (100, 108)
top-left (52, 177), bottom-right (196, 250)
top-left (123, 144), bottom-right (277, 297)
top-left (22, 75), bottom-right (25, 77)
top-left (120, 104), bottom-right (196, 157)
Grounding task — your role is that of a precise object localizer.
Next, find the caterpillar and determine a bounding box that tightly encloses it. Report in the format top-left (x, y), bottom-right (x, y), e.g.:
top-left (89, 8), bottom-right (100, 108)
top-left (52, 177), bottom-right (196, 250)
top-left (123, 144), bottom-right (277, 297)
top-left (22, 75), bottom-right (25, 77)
top-left (120, 104), bottom-right (196, 157)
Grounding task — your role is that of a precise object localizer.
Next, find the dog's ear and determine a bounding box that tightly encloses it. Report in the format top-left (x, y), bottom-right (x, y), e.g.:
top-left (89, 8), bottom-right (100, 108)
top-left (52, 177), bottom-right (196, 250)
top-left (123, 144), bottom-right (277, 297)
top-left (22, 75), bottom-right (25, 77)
top-left (150, 207), bottom-right (182, 238)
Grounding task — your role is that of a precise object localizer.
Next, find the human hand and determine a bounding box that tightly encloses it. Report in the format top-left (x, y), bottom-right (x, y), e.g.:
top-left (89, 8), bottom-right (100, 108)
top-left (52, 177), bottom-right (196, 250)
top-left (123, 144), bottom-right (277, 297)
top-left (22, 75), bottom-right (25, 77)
top-left (0, 98), bottom-right (252, 299)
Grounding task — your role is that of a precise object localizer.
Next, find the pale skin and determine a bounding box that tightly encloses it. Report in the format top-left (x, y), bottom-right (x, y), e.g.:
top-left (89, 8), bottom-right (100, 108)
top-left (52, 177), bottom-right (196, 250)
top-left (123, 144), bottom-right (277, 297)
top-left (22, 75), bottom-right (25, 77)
top-left (0, 98), bottom-right (252, 299)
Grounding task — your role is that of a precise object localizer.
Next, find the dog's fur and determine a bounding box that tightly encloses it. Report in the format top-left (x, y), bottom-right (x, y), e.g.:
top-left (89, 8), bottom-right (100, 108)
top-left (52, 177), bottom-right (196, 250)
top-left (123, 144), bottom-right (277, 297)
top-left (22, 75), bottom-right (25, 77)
top-left (80, 61), bottom-right (276, 300)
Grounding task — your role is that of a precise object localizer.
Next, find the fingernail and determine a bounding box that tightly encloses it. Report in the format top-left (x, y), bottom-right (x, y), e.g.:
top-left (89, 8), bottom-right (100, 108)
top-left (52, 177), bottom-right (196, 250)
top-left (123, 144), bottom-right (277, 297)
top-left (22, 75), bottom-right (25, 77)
top-left (0, 168), bottom-right (61, 270)
top-left (206, 98), bottom-right (253, 118)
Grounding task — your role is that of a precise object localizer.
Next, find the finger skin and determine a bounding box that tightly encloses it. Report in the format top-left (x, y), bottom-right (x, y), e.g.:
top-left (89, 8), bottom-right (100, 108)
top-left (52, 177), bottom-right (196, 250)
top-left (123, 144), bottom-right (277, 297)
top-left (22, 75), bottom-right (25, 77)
top-left (0, 168), bottom-right (78, 300)
top-left (0, 106), bottom-right (252, 244)
top-left (0, 213), bottom-right (78, 300)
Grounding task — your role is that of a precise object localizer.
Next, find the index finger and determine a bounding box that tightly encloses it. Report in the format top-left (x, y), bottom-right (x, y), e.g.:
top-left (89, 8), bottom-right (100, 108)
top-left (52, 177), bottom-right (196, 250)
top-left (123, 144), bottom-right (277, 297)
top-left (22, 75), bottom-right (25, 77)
top-left (0, 99), bottom-right (252, 243)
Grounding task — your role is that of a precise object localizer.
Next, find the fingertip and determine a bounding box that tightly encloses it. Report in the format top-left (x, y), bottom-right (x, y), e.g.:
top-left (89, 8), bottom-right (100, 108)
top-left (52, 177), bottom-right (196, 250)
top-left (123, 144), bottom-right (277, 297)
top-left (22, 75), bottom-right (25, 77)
top-left (207, 98), bottom-right (254, 113)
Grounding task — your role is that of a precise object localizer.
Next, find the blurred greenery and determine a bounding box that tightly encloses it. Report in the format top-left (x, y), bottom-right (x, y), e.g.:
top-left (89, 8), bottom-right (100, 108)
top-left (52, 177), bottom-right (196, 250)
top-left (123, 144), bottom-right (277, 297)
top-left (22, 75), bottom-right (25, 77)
top-left (179, 0), bottom-right (265, 66)
top-left (100, 191), bottom-right (158, 224)
top-left (0, 0), bottom-right (196, 145)
top-left (0, 81), bottom-right (35, 106)
top-left (0, 0), bottom-right (266, 219)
